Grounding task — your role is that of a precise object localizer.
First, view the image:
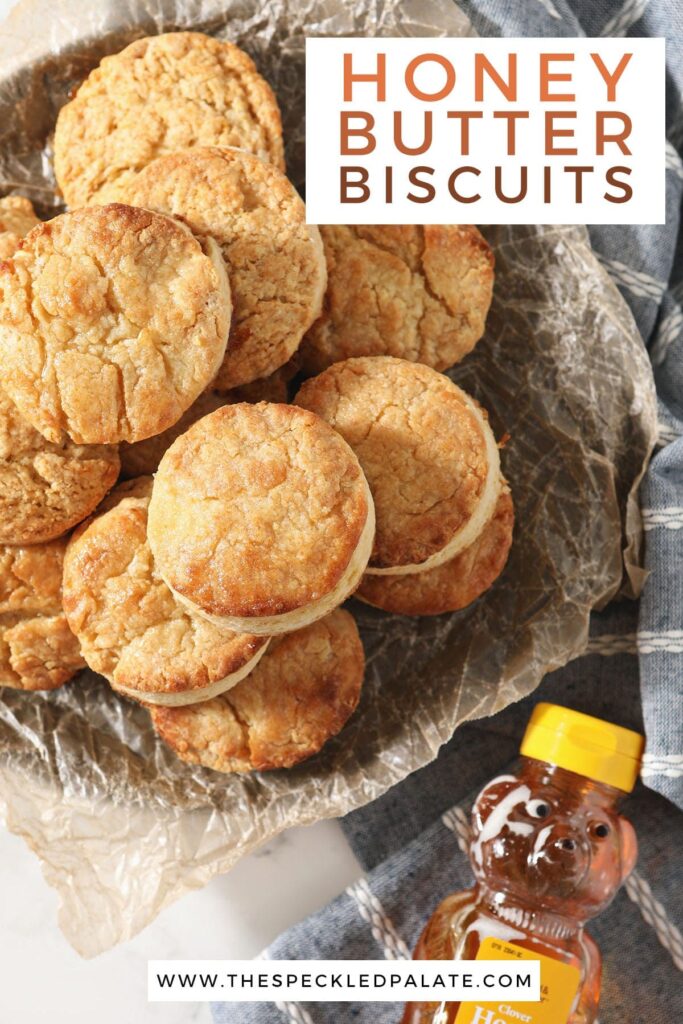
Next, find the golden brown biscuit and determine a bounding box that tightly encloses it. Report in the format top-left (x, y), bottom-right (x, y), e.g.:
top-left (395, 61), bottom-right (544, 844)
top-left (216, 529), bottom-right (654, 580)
top-left (0, 205), bottom-right (231, 445)
top-left (119, 376), bottom-right (291, 480)
top-left (62, 478), bottom-right (268, 705)
top-left (296, 357), bottom-right (501, 574)
top-left (150, 609), bottom-right (364, 772)
top-left (357, 485), bottom-right (514, 615)
top-left (119, 391), bottom-right (228, 480)
top-left (0, 538), bottom-right (84, 691)
top-left (115, 147), bottom-right (325, 388)
top-left (301, 225), bottom-right (494, 374)
top-left (54, 31), bottom-right (284, 207)
top-left (0, 196), bottom-right (40, 260)
top-left (147, 403), bottom-right (375, 635)
top-left (0, 388), bottom-right (119, 544)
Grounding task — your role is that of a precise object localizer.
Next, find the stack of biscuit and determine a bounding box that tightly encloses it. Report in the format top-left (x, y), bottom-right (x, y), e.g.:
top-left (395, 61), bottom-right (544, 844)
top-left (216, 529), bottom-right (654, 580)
top-left (0, 31), bottom-right (513, 775)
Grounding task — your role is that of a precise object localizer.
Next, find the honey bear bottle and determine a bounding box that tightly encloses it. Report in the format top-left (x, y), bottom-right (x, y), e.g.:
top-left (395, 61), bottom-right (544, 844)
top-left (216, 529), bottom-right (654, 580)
top-left (401, 703), bottom-right (644, 1024)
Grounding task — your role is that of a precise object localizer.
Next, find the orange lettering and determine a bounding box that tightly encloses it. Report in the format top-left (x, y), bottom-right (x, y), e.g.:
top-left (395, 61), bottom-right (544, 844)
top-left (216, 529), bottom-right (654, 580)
top-left (343, 52), bottom-right (386, 102)
top-left (540, 53), bottom-right (575, 102)
top-left (474, 53), bottom-right (517, 101)
top-left (405, 53), bottom-right (456, 101)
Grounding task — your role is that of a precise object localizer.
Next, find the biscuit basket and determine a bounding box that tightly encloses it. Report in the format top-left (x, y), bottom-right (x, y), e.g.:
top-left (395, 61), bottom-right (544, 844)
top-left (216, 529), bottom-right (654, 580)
top-left (0, 0), bottom-right (656, 955)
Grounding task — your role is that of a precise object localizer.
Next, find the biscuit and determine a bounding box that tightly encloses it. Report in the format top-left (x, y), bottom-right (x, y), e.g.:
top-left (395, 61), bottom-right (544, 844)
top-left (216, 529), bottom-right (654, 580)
top-left (54, 31), bottom-right (284, 207)
top-left (119, 372), bottom-right (293, 479)
top-left (0, 388), bottom-right (120, 544)
top-left (115, 147), bottom-right (325, 388)
top-left (300, 225), bottom-right (494, 374)
top-left (147, 403), bottom-right (375, 635)
top-left (0, 204), bottom-right (231, 445)
top-left (119, 371), bottom-right (293, 480)
top-left (0, 196), bottom-right (40, 260)
top-left (62, 478), bottom-right (269, 706)
top-left (149, 609), bottom-right (364, 772)
top-left (296, 357), bottom-right (501, 574)
top-left (0, 538), bottom-right (84, 691)
top-left (356, 484), bottom-right (514, 615)
top-left (119, 391), bottom-right (228, 480)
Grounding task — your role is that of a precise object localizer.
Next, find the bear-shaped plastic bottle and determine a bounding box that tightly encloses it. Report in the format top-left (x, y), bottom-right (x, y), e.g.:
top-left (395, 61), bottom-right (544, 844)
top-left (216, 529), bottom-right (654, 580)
top-left (401, 703), bottom-right (644, 1024)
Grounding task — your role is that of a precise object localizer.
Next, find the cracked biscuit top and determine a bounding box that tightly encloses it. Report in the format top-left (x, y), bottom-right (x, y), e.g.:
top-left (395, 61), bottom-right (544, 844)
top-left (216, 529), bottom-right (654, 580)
top-left (147, 403), bottom-right (372, 619)
top-left (296, 357), bottom-right (498, 570)
top-left (119, 390), bottom-right (229, 480)
top-left (0, 204), bottom-right (231, 445)
top-left (62, 478), bottom-right (267, 698)
top-left (54, 31), bottom-right (284, 207)
top-left (115, 147), bottom-right (326, 389)
top-left (0, 196), bottom-right (40, 260)
top-left (150, 608), bottom-right (364, 772)
top-left (0, 388), bottom-right (120, 544)
top-left (357, 484), bottom-right (514, 616)
top-left (119, 368), bottom-right (293, 480)
top-left (301, 224), bottom-right (494, 374)
top-left (0, 538), bottom-right (85, 691)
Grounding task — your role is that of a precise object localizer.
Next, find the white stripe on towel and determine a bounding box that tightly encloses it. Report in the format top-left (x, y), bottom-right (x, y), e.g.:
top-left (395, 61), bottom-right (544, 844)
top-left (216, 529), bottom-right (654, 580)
top-left (596, 254), bottom-right (666, 301)
top-left (666, 141), bottom-right (683, 181)
top-left (346, 878), bottom-right (411, 960)
top-left (600, 0), bottom-right (650, 36)
top-left (585, 633), bottom-right (638, 656)
top-left (668, 110), bottom-right (683, 152)
top-left (625, 871), bottom-right (683, 971)
top-left (657, 421), bottom-right (680, 446)
top-left (642, 753), bottom-right (683, 779)
top-left (651, 304), bottom-right (683, 366)
top-left (642, 506), bottom-right (683, 530)
top-left (275, 1002), bottom-right (315, 1024)
top-left (638, 631), bottom-right (683, 654)
top-left (535, 0), bottom-right (563, 19)
top-left (257, 950), bottom-right (315, 1024)
top-left (442, 805), bottom-right (472, 855)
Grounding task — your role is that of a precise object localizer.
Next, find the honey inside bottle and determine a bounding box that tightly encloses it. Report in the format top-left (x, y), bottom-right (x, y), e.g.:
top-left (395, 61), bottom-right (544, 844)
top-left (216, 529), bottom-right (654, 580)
top-left (401, 704), bottom-right (644, 1024)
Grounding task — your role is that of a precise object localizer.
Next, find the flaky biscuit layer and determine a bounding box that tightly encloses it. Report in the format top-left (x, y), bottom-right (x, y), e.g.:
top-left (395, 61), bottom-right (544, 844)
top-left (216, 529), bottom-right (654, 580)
top-left (357, 485), bottom-right (514, 616)
top-left (148, 403), bottom-right (374, 631)
top-left (150, 609), bottom-right (364, 772)
top-left (62, 478), bottom-right (268, 702)
top-left (296, 357), bottom-right (500, 572)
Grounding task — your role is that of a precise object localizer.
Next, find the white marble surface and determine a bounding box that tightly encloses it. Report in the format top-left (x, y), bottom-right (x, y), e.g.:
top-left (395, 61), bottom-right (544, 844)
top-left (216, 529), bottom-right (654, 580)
top-left (0, 816), bottom-right (363, 1024)
top-left (0, 4), bottom-right (364, 1022)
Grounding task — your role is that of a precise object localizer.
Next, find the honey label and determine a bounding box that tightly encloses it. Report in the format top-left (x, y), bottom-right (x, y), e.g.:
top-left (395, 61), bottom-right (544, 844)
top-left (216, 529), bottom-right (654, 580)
top-left (452, 937), bottom-right (580, 1024)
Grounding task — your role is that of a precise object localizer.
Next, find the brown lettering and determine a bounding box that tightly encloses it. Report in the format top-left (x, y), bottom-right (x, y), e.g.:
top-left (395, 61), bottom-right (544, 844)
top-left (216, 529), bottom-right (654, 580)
top-left (340, 167), bottom-right (370, 203)
top-left (596, 111), bottom-right (632, 155)
top-left (545, 111), bottom-right (578, 155)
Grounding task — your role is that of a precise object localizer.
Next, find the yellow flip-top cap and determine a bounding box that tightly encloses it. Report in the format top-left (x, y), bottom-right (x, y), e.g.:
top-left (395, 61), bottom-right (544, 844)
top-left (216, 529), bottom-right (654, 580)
top-left (521, 703), bottom-right (644, 793)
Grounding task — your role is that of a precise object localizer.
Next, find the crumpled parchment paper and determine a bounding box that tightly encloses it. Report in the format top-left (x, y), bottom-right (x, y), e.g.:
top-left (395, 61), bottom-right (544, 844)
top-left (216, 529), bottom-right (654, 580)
top-left (0, 0), bottom-right (656, 957)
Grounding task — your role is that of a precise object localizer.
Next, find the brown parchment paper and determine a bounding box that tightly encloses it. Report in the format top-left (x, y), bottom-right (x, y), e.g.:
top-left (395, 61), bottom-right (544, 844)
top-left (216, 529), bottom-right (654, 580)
top-left (0, 0), bottom-right (657, 958)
